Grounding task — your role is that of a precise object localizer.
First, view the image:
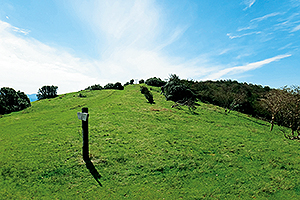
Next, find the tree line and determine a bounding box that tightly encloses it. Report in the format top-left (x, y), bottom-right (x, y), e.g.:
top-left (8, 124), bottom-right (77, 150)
top-left (1, 76), bottom-right (300, 140)
top-left (144, 76), bottom-right (300, 140)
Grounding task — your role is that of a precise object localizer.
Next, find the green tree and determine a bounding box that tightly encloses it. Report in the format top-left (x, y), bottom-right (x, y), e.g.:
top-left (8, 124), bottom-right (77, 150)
top-left (163, 74), bottom-right (195, 102)
top-left (37, 85), bottom-right (58, 100)
top-left (85, 84), bottom-right (102, 90)
top-left (145, 77), bottom-right (166, 87)
top-left (0, 87), bottom-right (31, 114)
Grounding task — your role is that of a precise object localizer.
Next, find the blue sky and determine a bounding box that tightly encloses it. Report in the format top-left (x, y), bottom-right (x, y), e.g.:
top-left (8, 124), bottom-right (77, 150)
top-left (0, 0), bottom-right (299, 94)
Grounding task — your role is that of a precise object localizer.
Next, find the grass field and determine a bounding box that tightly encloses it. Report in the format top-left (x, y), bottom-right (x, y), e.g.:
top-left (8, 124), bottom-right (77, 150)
top-left (1, 84), bottom-right (300, 199)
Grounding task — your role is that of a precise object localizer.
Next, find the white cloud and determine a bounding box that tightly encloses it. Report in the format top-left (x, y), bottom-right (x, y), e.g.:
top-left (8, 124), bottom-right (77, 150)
top-left (291, 24), bottom-right (300, 32)
top-left (0, 20), bottom-right (100, 94)
top-left (243, 0), bottom-right (256, 10)
top-left (251, 12), bottom-right (283, 22)
top-left (204, 54), bottom-right (291, 80)
top-left (227, 31), bottom-right (261, 39)
top-left (67, 0), bottom-right (210, 82)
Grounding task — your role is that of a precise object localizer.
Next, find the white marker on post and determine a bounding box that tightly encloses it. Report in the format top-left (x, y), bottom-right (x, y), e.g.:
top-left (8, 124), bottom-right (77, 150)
top-left (77, 112), bottom-right (89, 121)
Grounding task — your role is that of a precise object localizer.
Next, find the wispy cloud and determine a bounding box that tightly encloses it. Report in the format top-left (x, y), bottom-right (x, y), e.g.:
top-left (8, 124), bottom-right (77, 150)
top-left (251, 12), bottom-right (283, 22)
top-left (68, 0), bottom-right (205, 82)
top-left (227, 31), bottom-right (261, 39)
top-left (243, 0), bottom-right (256, 10)
top-left (291, 24), bottom-right (300, 32)
top-left (204, 54), bottom-right (291, 80)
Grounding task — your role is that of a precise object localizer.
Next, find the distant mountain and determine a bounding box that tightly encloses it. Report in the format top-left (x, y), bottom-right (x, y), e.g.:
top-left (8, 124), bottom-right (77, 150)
top-left (27, 94), bottom-right (38, 102)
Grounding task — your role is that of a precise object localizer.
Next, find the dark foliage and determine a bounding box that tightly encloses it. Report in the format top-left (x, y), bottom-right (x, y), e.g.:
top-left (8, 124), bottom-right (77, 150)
top-left (37, 85), bottom-right (58, 100)
top-left (140, 86), bottom-right (154, 104)
top-left (85, 84), bottom-right (103, 90)
top-left (104, 82), bottom-right (124, 90)
top-left (0, 87), bottom-right (31, 114)
top-left (163, 74), bottom-right (195, 102)
top-left (185, 79), bottom-right (271, 119)
top-left (145, 77), bottom-right (166, 87)
top-left (130, 79), bottom-right (135, 84)
top-left (139, 79), bottom-right (145, 84)
top-left (104, 83), bottom-right (114, 89)
top-left (113, 82), bottom-right (124, 90)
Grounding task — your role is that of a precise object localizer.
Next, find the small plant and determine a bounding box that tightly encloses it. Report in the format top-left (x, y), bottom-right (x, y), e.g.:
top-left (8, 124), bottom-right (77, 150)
top-left (140, 86), bottom-right (154, 104)
top-left (78, 93), bottom-right (86, 98)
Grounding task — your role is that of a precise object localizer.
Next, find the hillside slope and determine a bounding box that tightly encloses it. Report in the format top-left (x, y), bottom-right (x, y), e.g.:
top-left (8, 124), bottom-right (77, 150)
top-left (1, 84), bottom-right (300, 199)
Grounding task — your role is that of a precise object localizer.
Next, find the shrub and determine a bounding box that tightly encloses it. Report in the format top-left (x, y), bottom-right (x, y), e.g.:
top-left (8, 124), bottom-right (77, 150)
top-left (104, 83), bottom-right (114, 89)
top-left (0, 87), bottom-right (31, 114)
top-left (145, 77), bottom-right (166, 87)
top-left (113, 82), bottom-right (124, 90)
top-left (37, 85), bottom-right (58, 100)
top-left (124, 82), bottom-right (130, 86)
top-left (139, 79), bottom-right (145, 84)
top-left (163, 74), bottom-right (195, 102)
top-left (140, 86), bottom-right (154, 104)
top-left (130, 79), bottom-right (135, 84)
top-left (85, 84), bottom-right (102, 90)
top-left (104, 82), bottom-right (124, 90)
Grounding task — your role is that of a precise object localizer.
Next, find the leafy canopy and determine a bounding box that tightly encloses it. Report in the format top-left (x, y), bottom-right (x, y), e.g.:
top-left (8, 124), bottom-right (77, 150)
top-left (0, 87), bottom-right (31, 114)
top-left (37, 85), bottom-right (58, 100)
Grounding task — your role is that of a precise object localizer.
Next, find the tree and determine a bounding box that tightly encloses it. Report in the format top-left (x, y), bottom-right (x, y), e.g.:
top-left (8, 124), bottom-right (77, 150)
top-left (37, 85), bottom-right (58, 100)
top-left (261, 89), bottom-right (287, 131)
top-left (113, 82), bottom-right (124, 90)
top-left (145, 77), bottom-right (166, 87)
top-left (85, 84), bottom-right (102, 90)
top-left (280, 86), bottom-right (300, 139)
top-left (163, 74), bottom-right (195, 102)
top-left (104, 82), bottom-right (124, 90)
top-left (104, 83), bottom-right (114, 89)
top-left (0, 87), bottom-right (31, 114)
top-left (139, 79), bottom-right (145, 84)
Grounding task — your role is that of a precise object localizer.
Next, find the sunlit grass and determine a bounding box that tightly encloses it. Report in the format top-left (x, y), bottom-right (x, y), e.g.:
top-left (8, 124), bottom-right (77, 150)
top-left (1, 84), bottom-right (300, 199)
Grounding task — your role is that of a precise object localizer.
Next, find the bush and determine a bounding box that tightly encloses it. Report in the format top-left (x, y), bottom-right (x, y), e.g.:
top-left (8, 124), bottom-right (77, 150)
top-left (113, 82), bottom-right (124, 90)
top-left (139, 79), bottom-right (145, 84)
top-left (37, 85), bottom-right (58, 100)
top-left (145, 77), bottom-right (166, 87)
top-left (85, 84), bottom-right (102, 90)
top-left (140, 86), bottom-right (154, 104)
top-left (0, 87), bottom-right (31, 114)
top-left (104, 82), bottom-right (124, 90)
top-left (163, 74), bottom-right (195, 102)
top-left (104, 83), bottom-right (114, 89)
top-left (130, 79), bottom-right (135, 84)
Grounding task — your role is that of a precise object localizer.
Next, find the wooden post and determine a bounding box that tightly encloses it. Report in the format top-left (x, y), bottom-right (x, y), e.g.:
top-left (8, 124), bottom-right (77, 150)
top-left (77, 107), bottom-right (89, 161)
top-left (82, 107), bottom-right (89, 161)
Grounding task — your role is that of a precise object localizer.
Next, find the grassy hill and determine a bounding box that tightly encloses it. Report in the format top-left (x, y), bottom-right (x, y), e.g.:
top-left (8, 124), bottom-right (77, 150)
top-left (1, 84), bottom-right (300, 199)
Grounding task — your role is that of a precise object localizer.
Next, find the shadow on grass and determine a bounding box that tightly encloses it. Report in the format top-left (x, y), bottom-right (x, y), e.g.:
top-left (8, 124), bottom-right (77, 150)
top-left (84, 157), bottom-right (102, 186)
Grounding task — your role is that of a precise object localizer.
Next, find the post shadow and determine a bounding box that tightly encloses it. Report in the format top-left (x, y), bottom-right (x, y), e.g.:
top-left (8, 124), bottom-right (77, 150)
top-left (79, 107), bottom-right (102, 186)
top-left (84, 157), bottom-right (102, 186)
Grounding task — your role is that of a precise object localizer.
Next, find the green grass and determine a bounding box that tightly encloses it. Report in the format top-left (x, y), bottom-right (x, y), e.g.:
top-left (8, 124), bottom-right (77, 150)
top-left (1, 84), bottom-right (300, 199)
